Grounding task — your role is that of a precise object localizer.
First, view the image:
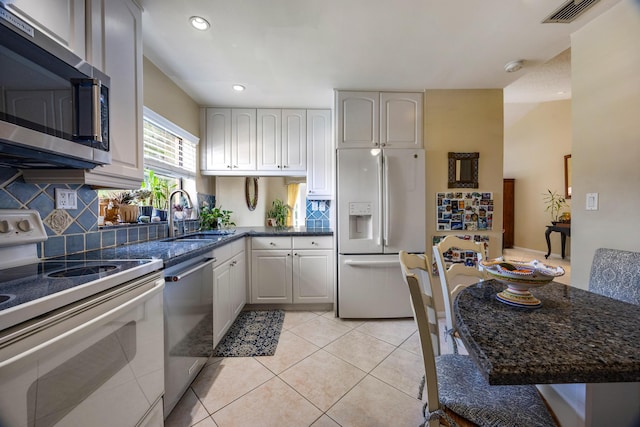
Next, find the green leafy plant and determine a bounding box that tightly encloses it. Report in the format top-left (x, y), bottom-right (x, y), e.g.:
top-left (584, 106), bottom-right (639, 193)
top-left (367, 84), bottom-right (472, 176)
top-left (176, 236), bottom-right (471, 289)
top-left (266, 199), bottom-right (291, 228)
top-left (143, 170), bottom-right (175, 210)
top-left (109, 190), bottom-right (136, 206)
top-left (133, 189), bottom-right (152, 206)
top-left (543, 189), bottom-right (568, 222)
top-left (199, 206), bottom-right (235, 230)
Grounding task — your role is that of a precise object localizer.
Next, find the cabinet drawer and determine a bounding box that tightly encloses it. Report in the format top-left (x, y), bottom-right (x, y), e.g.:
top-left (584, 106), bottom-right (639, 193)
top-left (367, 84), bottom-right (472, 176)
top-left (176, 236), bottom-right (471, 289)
top-left (252, 236), bottom-right (292, 250)
top-left (214, 237), bottom-right (246, 264)
top-left (293, 236), bottom-right (333, 250)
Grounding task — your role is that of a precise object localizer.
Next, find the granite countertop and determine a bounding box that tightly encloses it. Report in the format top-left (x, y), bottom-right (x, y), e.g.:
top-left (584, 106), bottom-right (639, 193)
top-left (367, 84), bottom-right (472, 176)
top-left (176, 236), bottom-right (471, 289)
top-left (454, 279), bottom-right (640, 385)
top-left (63, 227), bottom-right (333, 268)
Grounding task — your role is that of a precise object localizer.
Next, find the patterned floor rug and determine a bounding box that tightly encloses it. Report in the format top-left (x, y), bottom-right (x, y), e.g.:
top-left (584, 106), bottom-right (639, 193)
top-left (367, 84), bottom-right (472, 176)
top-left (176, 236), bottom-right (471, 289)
top-left (213, 309), bottom-right (285, 357)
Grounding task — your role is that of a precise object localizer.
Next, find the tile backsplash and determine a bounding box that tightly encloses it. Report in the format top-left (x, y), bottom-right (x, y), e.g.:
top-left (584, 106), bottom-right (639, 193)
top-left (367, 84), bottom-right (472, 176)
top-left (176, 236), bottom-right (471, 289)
top-left (0, 168), bottom-right (179, 258)
top-left (305, 199), bottom-right (331, 229)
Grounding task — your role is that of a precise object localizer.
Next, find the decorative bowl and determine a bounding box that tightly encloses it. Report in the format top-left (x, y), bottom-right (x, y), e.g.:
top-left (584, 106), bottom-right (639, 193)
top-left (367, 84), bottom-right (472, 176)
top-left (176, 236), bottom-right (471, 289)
top-left (480, 258), bottom-right (565, 308)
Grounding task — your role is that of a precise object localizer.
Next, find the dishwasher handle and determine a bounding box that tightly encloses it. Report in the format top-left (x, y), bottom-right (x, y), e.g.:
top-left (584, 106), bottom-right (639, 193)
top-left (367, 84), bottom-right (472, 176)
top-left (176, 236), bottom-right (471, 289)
top-left (165, 257), bottom-right (216, 282)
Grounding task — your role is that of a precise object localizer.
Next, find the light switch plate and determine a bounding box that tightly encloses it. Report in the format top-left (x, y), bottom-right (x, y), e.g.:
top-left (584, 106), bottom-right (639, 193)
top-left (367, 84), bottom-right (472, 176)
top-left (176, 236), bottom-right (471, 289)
top-left (586, 193), bottom-right (598, 211)
top-left (55, 188), bottom-right (78, 210)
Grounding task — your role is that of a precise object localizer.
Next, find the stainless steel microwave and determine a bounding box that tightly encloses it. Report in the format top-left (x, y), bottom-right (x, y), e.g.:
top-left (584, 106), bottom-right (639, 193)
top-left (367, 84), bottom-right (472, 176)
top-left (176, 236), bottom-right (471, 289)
top-left (0, 5), bottom-right (111, 169)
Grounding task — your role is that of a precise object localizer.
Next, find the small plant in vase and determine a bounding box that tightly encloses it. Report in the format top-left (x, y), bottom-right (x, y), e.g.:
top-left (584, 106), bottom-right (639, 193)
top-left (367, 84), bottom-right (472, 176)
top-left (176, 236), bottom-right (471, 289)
top-left (110, 190), bottom-right (138, 223)
top-left (543, 189), bottom-right (569, 224)
top-left (199, 206), bottom-right (235, 231)
top-left (266, 199), bottom-right (291, 228)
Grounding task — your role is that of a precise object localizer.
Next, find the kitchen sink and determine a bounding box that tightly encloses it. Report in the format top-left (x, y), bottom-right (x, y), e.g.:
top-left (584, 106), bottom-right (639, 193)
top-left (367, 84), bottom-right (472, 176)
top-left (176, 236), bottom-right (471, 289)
top-left (164, 234), bottom-right (226, 242)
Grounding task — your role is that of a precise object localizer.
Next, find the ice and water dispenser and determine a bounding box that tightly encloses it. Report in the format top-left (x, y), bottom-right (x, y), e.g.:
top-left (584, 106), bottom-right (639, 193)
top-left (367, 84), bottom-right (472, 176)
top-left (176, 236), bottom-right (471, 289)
top-left (348, 202), bottom-right (373, 240)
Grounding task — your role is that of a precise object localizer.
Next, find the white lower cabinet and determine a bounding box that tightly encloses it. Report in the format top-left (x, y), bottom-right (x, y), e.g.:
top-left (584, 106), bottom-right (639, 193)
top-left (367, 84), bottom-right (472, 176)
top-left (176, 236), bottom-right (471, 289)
top-left (212, 239), bottom-right (246, 347)
top-left (251, 236), bottom-right (333, 304)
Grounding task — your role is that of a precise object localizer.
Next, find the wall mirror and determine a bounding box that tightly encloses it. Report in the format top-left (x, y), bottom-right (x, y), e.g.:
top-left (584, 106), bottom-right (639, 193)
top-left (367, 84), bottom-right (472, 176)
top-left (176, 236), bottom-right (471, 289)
top-left (245, 177), bottom-right (258, 211)
top-left (448, 152), bottom-right (479, 188)
top-left (564, 154), bottom-right (572, 199)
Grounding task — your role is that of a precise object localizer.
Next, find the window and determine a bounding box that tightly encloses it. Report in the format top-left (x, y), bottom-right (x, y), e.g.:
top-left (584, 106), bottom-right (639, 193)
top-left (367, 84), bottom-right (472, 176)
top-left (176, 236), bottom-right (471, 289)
top-left (143, 107), bottom-right (199, 209)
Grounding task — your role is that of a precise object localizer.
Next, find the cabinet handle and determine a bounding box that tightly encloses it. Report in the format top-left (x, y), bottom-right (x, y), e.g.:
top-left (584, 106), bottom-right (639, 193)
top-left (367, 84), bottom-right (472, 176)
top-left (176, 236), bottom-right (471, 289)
top-left (227, 165), bottom-right (232, 168)
top-left (287, 253), bottom-right (291, 257)
top-left (277, 165), bottom-right (281, 168)
top-left (270, 242), bottom-right (276, 246)
top-left (233, 165), bottom-right (238, 168)
top-left (283, 165), bottom-right (288, 168)
top-left (294, 252), bottom-right (298, 256)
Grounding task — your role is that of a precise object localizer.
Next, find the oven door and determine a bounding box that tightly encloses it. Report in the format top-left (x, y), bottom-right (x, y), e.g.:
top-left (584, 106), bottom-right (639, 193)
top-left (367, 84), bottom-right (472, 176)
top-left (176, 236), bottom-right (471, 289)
top-left (0, 272), bottom-right (164, 427)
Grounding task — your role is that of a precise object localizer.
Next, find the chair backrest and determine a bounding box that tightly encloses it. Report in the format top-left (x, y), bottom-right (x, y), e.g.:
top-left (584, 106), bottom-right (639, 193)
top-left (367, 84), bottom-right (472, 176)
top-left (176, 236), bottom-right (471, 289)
top-left (589, 248), bottom-right (640, 306)
top-left (399, 251), bottom-right (441, 416)
top-left (433, 235), bottom-right (486, 333)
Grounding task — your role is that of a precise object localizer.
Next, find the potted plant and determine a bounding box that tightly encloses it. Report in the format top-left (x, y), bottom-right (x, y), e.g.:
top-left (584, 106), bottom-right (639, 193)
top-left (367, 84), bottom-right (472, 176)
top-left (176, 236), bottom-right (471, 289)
top-left (266, 199), bottom-right (290, 228)
top-left (543, 189), bottom-right (569, 224)
top-left (110, 190), bottom-right (138, 223)
top-left (199, 206), bottom-right (235, 230)
top-left (144, 170), bottom-right (175, 221)
top-left (133, 188), bottom-right (153, 218)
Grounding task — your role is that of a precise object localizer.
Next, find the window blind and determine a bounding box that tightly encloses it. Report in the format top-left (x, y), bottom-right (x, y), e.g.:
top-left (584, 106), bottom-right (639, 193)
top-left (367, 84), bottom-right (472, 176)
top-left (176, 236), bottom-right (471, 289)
top-left (142, 107), bottom-right (199, 178)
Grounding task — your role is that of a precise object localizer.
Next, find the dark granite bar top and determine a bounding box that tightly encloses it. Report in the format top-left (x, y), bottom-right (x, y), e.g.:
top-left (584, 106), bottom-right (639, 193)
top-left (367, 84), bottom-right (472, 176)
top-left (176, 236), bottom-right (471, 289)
top-left (62, 227), bottom-right (333, 268)
top-left (454, 279), bottom-right (640, 385)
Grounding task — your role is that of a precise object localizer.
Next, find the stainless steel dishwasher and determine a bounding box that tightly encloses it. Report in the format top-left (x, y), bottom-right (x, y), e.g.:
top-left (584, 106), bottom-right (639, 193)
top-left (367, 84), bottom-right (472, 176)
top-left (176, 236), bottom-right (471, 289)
top-left (163, 250), bottom-right (216, 416)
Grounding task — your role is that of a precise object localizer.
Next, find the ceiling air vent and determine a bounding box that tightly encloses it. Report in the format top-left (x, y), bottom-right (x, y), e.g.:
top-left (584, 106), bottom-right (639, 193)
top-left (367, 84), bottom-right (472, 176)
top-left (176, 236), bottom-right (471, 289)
top-left (542, 0), bottom-right (601, 23)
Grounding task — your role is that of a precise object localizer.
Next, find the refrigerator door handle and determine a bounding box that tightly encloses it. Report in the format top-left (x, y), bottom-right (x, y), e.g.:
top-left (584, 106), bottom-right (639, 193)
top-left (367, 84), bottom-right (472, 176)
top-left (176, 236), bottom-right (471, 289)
top-left (383, 154), bottom-right (390, 247)
top-left (343, 259), bottom-right (399, 267)
top-left (376, 154), bottom-right (383, 247)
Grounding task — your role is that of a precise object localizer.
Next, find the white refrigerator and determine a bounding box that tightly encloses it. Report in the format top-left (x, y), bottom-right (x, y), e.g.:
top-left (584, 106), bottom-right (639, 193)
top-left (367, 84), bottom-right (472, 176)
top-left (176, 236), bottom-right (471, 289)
top-left (337, 148), bottom-right (425, 318)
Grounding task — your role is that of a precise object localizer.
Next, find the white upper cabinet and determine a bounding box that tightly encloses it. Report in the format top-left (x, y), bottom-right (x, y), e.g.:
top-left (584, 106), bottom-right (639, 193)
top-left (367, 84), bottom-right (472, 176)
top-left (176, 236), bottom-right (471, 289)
top-left (202, 108), bottom-right (232, 171)
top-left (256, 109), bottom-right (282, 171)
top-left (336, 91), bottom-right (379, 148)
top-left (201, 108), bottom-right (256, 175)
top-left (281, 109), bottom-right (306, 172)
top-left (5, 0), bottom-right (86, 57)
top-left (256, 109), bottom-right (306, 173)
top-left (84, 0), bottom-right (144, 187)
top-left (380, 92), bottom-right (423, 148)
top-left (232, 109), bottom-right (257, 171)
top-left (203, 107), bottom-right (310, 176)
top-left (306, 109), bottom-right (333, 199)
top-left (336, 90), bottom-right (423, 149)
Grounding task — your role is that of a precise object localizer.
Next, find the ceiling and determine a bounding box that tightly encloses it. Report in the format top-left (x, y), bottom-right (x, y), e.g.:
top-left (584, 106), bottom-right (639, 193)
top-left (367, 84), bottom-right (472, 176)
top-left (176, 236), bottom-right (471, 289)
top-left (139, 0), bottom-right (621, 110)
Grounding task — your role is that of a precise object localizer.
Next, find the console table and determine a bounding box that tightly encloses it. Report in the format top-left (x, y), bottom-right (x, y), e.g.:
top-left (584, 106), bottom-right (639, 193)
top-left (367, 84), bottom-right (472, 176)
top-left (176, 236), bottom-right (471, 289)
top-left (545, 224), bottom-right (570, 259)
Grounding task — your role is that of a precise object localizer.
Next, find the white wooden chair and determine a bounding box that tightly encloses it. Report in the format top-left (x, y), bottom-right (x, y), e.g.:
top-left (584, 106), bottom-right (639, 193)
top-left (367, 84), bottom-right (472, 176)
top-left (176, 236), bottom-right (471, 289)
top-left (399, 251), bottom-right (557, 427)
top-left (432, 235), bottom-right (486, 354)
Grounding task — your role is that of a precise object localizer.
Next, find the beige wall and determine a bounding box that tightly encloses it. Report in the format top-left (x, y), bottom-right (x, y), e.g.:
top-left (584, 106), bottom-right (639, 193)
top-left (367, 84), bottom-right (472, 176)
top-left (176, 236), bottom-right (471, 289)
top-left (424, 89), bottom-right (504, 310)
top-left (570, 0), bottom-right (640, 289)
top-left (143, 56), bottom-right (214, 194)
top-left (504, 100), bottom-right (572, 255)
top-left (215, 177), bottom-right (289, 226)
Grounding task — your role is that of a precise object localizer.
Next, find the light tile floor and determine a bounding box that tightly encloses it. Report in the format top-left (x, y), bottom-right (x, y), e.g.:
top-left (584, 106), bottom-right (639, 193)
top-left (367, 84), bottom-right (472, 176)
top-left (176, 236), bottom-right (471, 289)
top-left (166, 248), bottom-right (571, 427)
top-left (165, 311), bottom-right (447, 427)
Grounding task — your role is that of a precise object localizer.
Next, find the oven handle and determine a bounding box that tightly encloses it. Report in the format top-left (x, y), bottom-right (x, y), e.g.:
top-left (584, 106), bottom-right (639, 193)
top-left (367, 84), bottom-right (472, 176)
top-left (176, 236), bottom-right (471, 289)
top-left (165, 257), bottom-right (216, 282)
top-left (0, 278), bottom-right (164, 369)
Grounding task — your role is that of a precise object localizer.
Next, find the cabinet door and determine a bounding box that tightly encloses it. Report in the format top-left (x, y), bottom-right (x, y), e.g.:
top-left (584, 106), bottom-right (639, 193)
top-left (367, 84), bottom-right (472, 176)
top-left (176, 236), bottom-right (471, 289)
top-left (230, 251), bottom-right (246, 317)
top-left (213, 260), bottom-right (232, 346)
top-left (293, 249), bottom-right (333, 303)
top-left (306, 109), bottom-right (333, 199)
top-left (380, 92), bottom-right (423, 148)
top-left (281, 109), bottom-right (306, 172)
top-left (232, 109), bottom-right (257, 170)
top-left (336, 91), bottom-right (379, 148)
top-left (85, 0), bottom-right (144, 187)
top-left (251, 250), bottom-right (292, 303)
top-left (6, 0), bottom-right (85, 57)
top-left (256, 109), bottom-right (281, 171)
top-left (202, 108), bottom-right (232, 171)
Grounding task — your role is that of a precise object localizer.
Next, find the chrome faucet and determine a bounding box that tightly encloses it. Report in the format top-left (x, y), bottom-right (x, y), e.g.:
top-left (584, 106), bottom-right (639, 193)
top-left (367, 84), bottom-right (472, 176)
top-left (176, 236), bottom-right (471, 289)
top-left (168, 189), bottom-right (194, 238)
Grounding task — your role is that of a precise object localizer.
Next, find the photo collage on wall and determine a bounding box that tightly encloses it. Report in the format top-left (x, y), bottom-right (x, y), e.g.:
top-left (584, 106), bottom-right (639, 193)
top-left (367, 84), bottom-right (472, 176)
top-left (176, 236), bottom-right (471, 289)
top-left (436, 192), bottom-right (493, 231)
top-left (431, 234), bottom-right (490, 276)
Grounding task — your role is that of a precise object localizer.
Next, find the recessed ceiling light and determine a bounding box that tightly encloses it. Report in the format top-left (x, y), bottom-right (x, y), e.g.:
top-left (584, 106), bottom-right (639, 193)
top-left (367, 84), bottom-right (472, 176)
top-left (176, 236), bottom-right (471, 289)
top-left (232, 84), bottom-right (245, 92)
top-left (189, 16), bottom-right (210, 31)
